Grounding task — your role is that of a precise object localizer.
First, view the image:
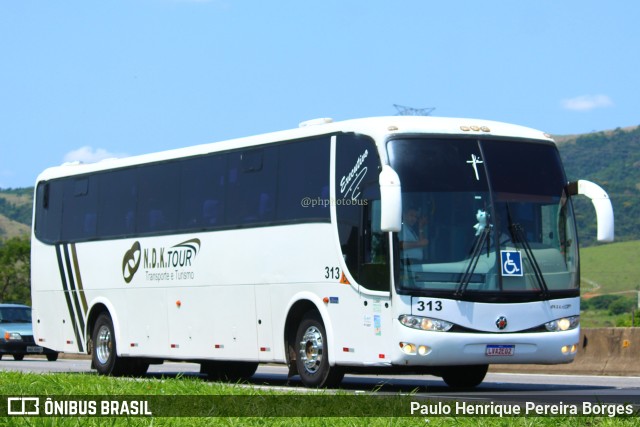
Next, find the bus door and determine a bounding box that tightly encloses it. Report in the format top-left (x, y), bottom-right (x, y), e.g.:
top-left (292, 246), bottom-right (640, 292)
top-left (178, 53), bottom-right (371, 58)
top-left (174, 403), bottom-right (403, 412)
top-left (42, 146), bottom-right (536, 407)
top-left (334, 133), bottom-right (393, 363)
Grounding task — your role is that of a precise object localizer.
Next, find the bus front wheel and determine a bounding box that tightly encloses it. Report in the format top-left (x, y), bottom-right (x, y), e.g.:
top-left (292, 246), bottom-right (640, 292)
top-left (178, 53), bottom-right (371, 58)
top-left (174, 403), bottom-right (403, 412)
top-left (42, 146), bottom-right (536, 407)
top-left (295, 312), bottom-right (344, 388)
top-left (441, 364), bottom-right (488, 389)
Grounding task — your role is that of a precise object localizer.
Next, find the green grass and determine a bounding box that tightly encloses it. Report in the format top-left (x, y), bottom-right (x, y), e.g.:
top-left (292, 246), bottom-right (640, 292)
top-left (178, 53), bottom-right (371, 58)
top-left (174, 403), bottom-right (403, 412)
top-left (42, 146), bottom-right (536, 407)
top-left (580, 240), bottom-right (640, 295)
top-left (0, 372), bottom-right (638, 426)
top-left (580, 308), bottom-right (638, 328)
top-left (579, 240), bottom-right (640, 327)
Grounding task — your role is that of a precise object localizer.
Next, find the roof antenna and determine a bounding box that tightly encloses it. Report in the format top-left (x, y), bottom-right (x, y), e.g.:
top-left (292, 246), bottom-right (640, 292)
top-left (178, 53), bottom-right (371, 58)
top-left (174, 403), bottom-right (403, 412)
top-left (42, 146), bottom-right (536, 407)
top-left (393, 104), bottom-right (436, 116)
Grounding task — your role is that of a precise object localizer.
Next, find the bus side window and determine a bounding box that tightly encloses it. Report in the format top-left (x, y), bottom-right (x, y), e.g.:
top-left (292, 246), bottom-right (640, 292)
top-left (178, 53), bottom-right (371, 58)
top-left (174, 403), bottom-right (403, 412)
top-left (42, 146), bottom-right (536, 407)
top-left (276, 137), bottom-right (331, 222)
top-left (179, 154), bottom-right (227, 230)
top-left (226, 147), bottom-right (277, 226)
top-left (62, 177), bottom-right (97, 241)
top-left (35, 181), bottom-right (63, 243)
top-left (136, 162), bottom-right (180, 233)
top-left (98, 168), bottom-right (137, 238)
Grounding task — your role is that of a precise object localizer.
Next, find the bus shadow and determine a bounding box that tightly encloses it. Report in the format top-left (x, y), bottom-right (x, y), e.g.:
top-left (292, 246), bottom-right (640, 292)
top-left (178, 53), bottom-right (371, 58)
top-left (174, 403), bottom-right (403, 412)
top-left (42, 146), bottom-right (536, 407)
top-left (144, 370), bottom-right (616, 395)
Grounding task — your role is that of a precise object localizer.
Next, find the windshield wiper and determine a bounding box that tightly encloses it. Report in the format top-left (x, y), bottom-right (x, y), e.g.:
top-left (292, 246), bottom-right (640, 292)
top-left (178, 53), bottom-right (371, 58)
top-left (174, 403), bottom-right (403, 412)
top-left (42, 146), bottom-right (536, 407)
top-left (505, 206), bottom-right (550, 297)
top-left (455, 226), bottom-right (491, 297)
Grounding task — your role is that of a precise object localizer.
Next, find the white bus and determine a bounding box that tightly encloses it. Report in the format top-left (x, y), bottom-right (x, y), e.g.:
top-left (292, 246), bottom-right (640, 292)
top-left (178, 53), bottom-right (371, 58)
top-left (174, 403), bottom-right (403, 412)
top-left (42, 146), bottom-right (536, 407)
top-left (31, 116), bottom-right (614, 388)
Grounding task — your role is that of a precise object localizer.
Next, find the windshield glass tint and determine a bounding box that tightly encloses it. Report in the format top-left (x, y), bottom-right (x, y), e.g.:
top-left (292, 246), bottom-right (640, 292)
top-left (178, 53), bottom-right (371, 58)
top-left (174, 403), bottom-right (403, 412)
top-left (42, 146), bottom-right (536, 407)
top-left (387, 137), bottom-right (578, 300)
top-left (0, 307), bottom-right (32, 323)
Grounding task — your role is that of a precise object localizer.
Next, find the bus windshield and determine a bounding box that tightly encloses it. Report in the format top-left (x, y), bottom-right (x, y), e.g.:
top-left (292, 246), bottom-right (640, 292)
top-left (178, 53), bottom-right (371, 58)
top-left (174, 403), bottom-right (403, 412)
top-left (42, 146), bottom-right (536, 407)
top-left (387, 137), bottom-right (579, 301)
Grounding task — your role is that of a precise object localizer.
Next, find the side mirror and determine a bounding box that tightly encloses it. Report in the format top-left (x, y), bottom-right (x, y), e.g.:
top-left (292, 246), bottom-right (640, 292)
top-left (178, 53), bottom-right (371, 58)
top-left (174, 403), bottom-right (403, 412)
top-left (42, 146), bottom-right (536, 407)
top-left (567, 180), bottom-right (614, 242)
top-left (379, 165), bottom-right (402, 232)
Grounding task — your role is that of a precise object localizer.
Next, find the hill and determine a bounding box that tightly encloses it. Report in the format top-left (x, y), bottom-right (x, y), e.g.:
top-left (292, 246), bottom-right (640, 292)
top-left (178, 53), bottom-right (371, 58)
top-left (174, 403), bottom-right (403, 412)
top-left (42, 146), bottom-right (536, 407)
top-left (556, 125), bottom-right (640, 246)
top-left (0, 188), bottom-right (32, 239)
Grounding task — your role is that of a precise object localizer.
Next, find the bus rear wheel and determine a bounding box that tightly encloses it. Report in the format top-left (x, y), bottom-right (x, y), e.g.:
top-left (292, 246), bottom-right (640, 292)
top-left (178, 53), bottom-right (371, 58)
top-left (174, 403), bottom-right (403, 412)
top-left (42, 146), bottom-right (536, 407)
top-left (441, 364), bottom-right (488, 389)
top-left (295, 312), bottom-right (344, 388)
top-left (92, 313), bottom-right (130, 376)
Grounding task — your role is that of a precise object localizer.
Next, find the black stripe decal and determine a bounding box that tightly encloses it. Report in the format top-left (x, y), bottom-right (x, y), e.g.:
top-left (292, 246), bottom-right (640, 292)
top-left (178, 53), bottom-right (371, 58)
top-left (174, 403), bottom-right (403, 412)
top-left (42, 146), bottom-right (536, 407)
top-left (70, 244), bottom-right (89, 314)
top-left (55, 244), bottom-right (83, 352)
top-left (63, 244), bottom-right (86, 351)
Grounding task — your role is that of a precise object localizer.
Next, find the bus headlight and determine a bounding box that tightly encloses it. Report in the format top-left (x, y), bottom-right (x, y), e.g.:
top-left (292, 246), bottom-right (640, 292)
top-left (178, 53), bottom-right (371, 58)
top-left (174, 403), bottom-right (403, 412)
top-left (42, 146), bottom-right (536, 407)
top-left (545, 316), bottom-right (579, 332)
top-left (399, 315), bottom-right (453, 332)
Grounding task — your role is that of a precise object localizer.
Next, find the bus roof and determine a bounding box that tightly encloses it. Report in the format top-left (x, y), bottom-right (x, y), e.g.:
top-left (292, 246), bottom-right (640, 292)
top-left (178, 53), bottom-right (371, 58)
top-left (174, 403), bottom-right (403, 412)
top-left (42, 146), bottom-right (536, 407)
top-left (35, 116), bottom-right (553, 183)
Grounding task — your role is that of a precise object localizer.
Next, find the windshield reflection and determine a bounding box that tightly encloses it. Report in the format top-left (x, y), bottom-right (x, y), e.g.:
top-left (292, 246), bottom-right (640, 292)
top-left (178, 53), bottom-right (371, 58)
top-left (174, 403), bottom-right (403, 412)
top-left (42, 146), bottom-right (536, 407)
top-left (388, 137), bottom-right (579, 301)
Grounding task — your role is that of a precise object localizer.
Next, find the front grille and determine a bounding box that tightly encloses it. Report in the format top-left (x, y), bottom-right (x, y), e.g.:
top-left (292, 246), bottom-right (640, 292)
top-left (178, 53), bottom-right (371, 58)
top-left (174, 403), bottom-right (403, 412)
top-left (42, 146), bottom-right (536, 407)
top-left (22, 335), bottom-right (36, 345)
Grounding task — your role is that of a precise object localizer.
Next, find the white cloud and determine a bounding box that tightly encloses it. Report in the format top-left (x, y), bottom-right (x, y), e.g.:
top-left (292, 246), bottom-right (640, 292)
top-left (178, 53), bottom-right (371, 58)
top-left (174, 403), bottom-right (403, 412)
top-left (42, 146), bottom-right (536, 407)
top-left (63, 146), bottom-right (128, 164)
top-left (561, 94), bottom-right (613, 112)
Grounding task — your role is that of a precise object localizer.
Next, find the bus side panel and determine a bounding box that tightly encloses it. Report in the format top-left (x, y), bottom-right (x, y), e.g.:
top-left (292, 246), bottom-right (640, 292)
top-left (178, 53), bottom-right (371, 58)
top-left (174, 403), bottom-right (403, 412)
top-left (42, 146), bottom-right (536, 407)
top-left (31, 240), bottom-right (89, 354)
top-left (124, 288), bottom-right (168, 357)
top-left (165, 285), bottom-right (259, 361)
top-left (31, 290), bottom-right (67, 352)
top-left (255, 285), bottom-right (275, 362)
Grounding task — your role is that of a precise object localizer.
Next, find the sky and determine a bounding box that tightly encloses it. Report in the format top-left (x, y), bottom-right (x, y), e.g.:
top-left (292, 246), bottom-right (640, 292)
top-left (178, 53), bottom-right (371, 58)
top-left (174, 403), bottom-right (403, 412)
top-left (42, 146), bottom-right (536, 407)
top-left (1, 0), bottom-right (639, 188)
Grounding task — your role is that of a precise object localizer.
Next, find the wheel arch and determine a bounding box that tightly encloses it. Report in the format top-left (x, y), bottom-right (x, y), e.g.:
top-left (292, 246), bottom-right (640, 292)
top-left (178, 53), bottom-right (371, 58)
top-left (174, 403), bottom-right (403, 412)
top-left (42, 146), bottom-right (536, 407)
top-left (85, 299), bottom-right (121, 356)
top-left (283, 293), bottom-right (335, 375)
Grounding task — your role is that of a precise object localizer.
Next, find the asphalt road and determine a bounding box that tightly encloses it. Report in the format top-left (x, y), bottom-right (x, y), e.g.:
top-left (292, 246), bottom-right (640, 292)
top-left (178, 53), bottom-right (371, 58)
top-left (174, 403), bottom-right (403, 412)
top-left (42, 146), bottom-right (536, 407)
top-left (2, 356), bottom-right (640, 406)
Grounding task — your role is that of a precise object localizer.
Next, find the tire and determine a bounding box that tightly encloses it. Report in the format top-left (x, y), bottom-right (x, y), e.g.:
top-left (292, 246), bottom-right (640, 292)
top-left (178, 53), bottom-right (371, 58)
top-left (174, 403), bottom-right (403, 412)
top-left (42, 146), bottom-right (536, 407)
top-left (201, 361), bottom-right (258, 382)
top-left (13, 354), bottom-right (25, 361)
top-left (92, 312), bottom-right (128, 376)
top-left (441, 364), bottom-right (488, 389)
top-left (46, 353), bottom-right (59, 362)
top-left (294, 312), bottom-right (344, 388)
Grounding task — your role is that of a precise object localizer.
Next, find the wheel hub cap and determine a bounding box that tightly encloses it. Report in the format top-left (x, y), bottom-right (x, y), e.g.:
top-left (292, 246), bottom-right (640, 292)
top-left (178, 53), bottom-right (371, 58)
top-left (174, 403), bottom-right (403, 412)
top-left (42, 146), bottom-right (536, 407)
top-left (299, 326), bottom-right (323, 374)
top-left (96, 325), bottom-right (112, 365)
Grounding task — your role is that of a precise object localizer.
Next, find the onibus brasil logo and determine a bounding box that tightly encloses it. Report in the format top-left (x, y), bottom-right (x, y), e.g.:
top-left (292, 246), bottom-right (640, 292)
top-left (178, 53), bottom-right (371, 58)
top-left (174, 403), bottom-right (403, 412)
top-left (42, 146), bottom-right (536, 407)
top-left (122, 239), bottom-right (201, 284)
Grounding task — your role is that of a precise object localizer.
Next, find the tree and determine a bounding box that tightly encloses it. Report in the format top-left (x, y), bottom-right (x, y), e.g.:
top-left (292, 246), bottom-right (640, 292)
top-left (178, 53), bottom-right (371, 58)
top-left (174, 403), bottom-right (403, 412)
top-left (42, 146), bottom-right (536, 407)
top-left (0, 236), bottom-right (31, 304)
top-left (609, 297), bottom-right (635, 316)
top-left (587, 294), bottom-right (624, 311)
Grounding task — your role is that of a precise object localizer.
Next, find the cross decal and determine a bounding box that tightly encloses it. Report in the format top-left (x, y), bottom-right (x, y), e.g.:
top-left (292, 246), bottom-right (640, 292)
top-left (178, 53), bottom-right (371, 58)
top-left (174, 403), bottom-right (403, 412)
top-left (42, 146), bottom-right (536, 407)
top-left (466, 154), bottom-right (484, 181)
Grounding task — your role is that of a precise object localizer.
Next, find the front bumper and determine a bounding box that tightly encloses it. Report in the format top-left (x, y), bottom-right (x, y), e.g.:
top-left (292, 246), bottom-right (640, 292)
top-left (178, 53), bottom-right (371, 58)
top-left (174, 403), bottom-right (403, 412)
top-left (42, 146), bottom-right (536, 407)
top-left (392, 326), bottom-right (580, 366)
top-left (0, 336), bottom-right (58, 356)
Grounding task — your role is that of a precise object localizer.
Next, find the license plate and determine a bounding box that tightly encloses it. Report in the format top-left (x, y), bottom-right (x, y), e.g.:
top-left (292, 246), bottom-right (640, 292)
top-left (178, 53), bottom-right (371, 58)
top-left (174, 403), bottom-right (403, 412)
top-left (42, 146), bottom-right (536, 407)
top-left (485, 345), bottom-right (515, 356)
top-left (26, 346), bottom-right (44, 353)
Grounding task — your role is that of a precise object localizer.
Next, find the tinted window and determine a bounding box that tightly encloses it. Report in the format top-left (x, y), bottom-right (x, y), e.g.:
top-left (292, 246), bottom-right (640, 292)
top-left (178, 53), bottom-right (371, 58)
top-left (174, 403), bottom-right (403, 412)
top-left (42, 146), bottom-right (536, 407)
top-left (481, 140), bottom-right (566, 197)
top-left (35, 135), bottom-right (332, 243)
top-left (0, 306), bottom-right (32, 323)
top-left (387, 138), bottom-right (488, 193)
top-left (98, 168), bottom-right (137, 237)
top-left (277, 137), bottom-right (330, 221)
top-left (35, 181), bottom-right (63, 242)
top-left (61, 178), bottom-right (98, 240)
top-left (136, 162), bottom-right (181, 233)
top-left (335, 133), bottom-right (389, 292)
top-left (179, 154), bottom-right (227, 230)
top-left (226, 147), bottom-right (277, 225)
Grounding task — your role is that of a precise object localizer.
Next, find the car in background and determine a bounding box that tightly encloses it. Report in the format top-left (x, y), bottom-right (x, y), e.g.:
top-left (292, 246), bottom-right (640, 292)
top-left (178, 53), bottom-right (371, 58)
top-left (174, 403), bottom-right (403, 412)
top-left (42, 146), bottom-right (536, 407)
top-left (0, 303), bottom-right (58, 361)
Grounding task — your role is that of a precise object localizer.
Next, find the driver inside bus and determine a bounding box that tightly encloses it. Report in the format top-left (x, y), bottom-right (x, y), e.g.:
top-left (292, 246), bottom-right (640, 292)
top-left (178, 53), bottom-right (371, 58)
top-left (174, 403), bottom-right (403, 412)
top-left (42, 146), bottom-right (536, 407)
top-left (400, 207), bottom-right (428, 264)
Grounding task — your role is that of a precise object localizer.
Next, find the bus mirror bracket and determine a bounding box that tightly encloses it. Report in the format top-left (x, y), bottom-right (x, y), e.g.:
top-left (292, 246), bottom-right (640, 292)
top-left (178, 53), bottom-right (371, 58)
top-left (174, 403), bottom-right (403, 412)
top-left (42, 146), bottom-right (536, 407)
top-left (379, 165), bottom-right (402, 232)
top-left (567, 180), bottom-right (614, 243)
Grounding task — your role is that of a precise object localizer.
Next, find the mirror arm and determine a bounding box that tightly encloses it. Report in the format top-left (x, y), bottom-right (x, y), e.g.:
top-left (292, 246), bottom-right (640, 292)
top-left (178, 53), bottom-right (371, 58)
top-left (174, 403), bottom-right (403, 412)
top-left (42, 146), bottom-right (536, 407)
top-left (566, 180), bottom-right (614, 243)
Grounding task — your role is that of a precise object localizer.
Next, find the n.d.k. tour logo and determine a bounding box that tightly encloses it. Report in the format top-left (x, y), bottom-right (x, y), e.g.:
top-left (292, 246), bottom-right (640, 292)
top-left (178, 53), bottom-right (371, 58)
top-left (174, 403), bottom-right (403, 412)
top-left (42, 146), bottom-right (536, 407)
top-left (122, 239), bottom-right (201, 284)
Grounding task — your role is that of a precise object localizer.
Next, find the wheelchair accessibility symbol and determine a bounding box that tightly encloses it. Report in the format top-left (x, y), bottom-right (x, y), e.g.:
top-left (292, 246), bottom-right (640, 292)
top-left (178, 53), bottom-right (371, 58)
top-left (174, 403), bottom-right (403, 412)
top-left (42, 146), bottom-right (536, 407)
top-left (500, 250), bottom-right (523, 276)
